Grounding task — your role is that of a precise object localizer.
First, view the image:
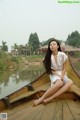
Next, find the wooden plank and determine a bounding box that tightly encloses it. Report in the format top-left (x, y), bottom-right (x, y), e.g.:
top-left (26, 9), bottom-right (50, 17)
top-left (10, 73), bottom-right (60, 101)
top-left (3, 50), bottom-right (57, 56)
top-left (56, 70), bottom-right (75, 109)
top-left (40, 101), bottom-right (57, 120)
top-left (67, 61), bottom-right (80, 87)
top-left (31, 105), bottom-right (45, 120)
top-left (8, 101), bottom-right (43, 120)
top-left (8, 105), bottom-right (34, 120)
top-left (63, 100), bottom-right (75, 120)
top-left (65, 99), bottom-right (80, 120)
top-left (5, 100), bottom-right (33, 119)
top-left (18, 106), bottom-right (43, 120)
top-left (22, 105), bottom-right (44, 120)
top-left (10, 91), bottom-right (37, 103)
top-left (52, 100), bottom-right (63, 120)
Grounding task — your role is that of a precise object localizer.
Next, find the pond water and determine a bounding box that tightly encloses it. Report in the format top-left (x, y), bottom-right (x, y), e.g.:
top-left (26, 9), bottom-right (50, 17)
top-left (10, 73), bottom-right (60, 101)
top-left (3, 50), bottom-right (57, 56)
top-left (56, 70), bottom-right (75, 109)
top-left (0, 66), bottom-right (45, 99)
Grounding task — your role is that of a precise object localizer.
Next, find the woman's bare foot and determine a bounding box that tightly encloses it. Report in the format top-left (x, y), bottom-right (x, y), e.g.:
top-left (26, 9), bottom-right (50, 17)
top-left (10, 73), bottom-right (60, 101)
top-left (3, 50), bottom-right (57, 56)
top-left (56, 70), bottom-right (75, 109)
top-left (43, 99), bottom-right (48, 105)
top-left (43, 98), bottom-right (53, 105)
top-left (32, 98), bottom-right (43, 107)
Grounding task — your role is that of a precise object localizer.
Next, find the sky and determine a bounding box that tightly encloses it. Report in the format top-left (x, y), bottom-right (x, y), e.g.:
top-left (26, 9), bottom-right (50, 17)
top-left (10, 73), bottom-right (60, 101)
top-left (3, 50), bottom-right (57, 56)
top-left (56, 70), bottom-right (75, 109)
top-left (0, 0), bottom-right (80, 51)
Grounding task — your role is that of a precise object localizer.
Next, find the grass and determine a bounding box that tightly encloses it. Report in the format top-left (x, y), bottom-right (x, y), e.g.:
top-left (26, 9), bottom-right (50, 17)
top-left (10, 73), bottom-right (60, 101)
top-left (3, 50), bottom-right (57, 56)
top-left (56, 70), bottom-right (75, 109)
top-left (25, 55), bottom-right (44, 61)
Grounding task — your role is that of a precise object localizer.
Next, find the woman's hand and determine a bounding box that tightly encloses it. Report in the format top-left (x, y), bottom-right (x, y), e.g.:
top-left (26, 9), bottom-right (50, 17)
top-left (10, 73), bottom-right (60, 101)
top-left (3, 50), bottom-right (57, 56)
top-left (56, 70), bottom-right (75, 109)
top-left (60, 75), bottom-right (64, 81)
top-left (52, 70), bottom-right (64, 81)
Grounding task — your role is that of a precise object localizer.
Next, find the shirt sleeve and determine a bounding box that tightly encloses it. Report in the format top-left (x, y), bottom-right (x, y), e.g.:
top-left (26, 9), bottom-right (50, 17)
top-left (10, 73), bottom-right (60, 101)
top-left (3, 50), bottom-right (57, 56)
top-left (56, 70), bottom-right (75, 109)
top-left (63, 53), bottom-right (68, 63)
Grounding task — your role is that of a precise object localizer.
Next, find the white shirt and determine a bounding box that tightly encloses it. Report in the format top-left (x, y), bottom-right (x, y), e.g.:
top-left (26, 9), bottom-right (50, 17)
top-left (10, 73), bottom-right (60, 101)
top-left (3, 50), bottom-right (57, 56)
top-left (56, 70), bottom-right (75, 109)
top-left (50, 51), bottom-right (70, 85)
top-left (51, 51), bottom-right (68, 71)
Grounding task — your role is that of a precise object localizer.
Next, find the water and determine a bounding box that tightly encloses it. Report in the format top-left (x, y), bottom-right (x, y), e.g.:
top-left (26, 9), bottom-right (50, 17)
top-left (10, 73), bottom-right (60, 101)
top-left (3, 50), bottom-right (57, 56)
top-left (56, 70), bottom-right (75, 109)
top-left (0, 66), bottom-right (45, 99)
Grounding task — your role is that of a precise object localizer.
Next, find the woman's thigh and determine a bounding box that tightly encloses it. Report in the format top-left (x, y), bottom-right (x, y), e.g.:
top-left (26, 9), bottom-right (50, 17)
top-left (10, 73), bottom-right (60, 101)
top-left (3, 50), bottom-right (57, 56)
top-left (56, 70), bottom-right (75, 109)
top-left (63, 76), bottom-right (73, 85)
top-left (51, 79), bottom-right (64, 87)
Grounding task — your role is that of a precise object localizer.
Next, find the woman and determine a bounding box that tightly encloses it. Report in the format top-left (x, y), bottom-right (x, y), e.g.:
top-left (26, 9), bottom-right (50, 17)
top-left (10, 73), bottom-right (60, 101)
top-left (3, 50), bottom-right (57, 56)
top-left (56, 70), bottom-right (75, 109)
top-left (33, 38), bottom-right (73, 106)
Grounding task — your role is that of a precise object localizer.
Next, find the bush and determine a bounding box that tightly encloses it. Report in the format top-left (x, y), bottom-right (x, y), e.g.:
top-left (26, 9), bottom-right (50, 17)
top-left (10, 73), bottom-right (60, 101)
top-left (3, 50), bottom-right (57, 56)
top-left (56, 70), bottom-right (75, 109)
top-left (0, 51), bottom-right (6, 58)
top-left (0, 60), bottom-right (6, 71)
top-left (10, 57), bottom-right (19, 63)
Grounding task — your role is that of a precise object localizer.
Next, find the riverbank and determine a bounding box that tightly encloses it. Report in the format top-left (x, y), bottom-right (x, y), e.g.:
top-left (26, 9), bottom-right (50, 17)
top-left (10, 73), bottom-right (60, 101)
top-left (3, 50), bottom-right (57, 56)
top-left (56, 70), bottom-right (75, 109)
top-left (0, 51), bottom-right (44, 72)
top-left (0, 51), bottom-right (18, 72)
top-left (18, 55), bottom-right (44, 70)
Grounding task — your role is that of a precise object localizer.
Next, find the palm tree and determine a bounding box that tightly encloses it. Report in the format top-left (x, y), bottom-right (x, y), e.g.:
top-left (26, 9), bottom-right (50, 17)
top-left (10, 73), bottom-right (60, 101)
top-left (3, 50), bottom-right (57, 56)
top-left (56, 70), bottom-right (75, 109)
top-left (2, 41), bottom-right (8, 51)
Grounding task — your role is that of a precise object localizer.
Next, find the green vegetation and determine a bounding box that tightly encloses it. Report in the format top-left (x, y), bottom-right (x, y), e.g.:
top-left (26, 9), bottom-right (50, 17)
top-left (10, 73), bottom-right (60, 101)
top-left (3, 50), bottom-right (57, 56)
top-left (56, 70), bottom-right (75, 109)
top-left (0, 50), bottom-right (19, 71)
top-left (66, 31), bottom-right (80, 47)
top-left (41, 38), bottom-right (61, 46)
top-left (0, 50), bottom-right (7, 57)
top-left (69, 51), bottom-right (80, 58)
top-left (28, 32), bottom-right (40, 53)
top-left (1, 41), bottom-right (8, 51)
top-left (10, 57), bottom-right (19, 63)
top-left (0, 49), bottom-right (44, 72)
top-left (25, 55), bottom-right (44, 61)
top-left (73, 52), bottom-right (80, 58)
top-left (0, 60), bottom-right (6, 71)
top-left (0, 51), bottom-right (7, 71)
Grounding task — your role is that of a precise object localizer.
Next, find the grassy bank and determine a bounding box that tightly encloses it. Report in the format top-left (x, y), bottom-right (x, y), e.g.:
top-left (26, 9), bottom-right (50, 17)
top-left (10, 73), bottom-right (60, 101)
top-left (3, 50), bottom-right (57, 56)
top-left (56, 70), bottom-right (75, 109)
top-left (0, 51), bottom-right (19, 72)
top-left (25, 55), bottom-right (44, 61)
top-left (0, 51), bottom-right (44, 72)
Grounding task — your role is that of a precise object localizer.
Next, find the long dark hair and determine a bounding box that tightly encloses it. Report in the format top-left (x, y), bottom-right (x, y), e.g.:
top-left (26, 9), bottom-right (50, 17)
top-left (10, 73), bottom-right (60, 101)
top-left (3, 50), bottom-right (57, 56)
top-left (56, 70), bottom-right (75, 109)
top-left (43, 38), bottom-right (62, 74)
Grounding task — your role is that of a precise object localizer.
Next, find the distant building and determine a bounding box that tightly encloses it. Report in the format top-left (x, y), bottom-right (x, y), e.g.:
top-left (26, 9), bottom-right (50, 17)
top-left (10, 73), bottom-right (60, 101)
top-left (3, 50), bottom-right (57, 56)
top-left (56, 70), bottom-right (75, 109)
top-left (11, 45), bottom-right (31, 56)
top-left (37, 41), bottom-right (80, 54)
top-left (38, 45), bottom-right (48, 54)
top-left (18, 45), bottom-right (31, 55)
top-left (11, 49), bottom-right (18, 56)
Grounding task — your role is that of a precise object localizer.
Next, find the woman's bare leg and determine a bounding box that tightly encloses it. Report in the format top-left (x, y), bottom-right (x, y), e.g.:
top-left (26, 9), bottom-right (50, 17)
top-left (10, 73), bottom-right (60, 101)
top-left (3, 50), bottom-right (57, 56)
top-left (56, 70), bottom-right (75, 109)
top-left (43, 80), bottom-right (73, 103)
top-left (33, 79), bottom-right (64, 106)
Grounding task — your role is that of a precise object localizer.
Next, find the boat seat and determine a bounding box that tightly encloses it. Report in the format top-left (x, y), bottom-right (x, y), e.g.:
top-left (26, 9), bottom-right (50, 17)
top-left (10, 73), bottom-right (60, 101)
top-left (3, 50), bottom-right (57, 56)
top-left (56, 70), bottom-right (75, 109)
top-left (2, 91), bottom-right (37, 108)
top-left (9, 91), bottom-right (37, 104)
top-left (3, 82), bottom-right (49, 107)
top-left (36, 82), bottom-right (50, 91)
top-left (9, 82), bottom-right (50, 104)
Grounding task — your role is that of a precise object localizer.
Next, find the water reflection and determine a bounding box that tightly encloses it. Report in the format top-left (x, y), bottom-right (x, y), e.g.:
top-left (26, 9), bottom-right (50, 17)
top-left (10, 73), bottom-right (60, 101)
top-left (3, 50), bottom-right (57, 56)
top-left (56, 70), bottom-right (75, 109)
top-left (0, 66), bottom-right (45, 99)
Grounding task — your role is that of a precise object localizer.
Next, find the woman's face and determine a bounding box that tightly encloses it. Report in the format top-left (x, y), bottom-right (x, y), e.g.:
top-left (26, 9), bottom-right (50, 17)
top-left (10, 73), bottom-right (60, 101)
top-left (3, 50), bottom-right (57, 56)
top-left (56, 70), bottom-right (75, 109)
top-left (49, 41), bottom-right (59, 52)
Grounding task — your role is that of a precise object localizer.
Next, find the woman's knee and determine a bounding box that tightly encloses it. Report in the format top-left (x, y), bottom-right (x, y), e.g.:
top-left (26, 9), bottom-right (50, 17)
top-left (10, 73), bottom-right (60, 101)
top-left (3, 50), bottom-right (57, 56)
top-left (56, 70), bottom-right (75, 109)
top-left (56, 79), bottom-right (64, 87)
top-left (69, 80), bottom-right (73, 85)
top-left (67, 80), bottom-right (73, 87)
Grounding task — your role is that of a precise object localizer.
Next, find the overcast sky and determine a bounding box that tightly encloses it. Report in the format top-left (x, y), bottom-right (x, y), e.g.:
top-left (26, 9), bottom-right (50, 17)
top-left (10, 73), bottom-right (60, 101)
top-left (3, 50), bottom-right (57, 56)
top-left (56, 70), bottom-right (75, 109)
top-left (0, 0), bottom-right (80, 51)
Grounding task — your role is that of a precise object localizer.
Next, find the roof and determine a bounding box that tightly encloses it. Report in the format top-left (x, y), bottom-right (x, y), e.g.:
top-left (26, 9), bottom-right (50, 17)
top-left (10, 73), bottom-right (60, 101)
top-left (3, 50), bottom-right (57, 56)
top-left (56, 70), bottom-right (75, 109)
top-left (61, 44), bottom-right (80, 51)
top-left (38, 44), bottom-right (80, 52)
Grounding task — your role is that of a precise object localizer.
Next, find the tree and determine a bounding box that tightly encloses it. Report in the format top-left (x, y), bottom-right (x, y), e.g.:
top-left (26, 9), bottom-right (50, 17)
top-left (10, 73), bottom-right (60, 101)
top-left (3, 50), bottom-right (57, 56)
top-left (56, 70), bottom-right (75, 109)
top-left (41, 38), bottom-right (61, 46)
top-left (13, 43), bottom-right (18, 50)
top-left (66, 31), bottom-right (80, 47)
top-left (28, 33), bottom-right (40, 53)
top-left (2, 41), bottom-right (8, 51)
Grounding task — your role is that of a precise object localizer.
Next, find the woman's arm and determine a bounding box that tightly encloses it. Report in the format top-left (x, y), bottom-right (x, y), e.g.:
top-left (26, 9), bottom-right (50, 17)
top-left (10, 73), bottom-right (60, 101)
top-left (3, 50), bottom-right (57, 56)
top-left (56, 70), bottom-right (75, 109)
top-left (51, 68), bottom-right (60, 77)
top-left (60, 60), bottom-right (67, 80)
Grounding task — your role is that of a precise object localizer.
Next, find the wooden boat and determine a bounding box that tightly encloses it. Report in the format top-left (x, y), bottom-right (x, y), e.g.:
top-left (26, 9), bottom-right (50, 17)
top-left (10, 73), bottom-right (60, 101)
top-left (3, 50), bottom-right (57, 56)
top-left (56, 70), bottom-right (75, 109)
top-left (0, 56), bottom-right (80, 120)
